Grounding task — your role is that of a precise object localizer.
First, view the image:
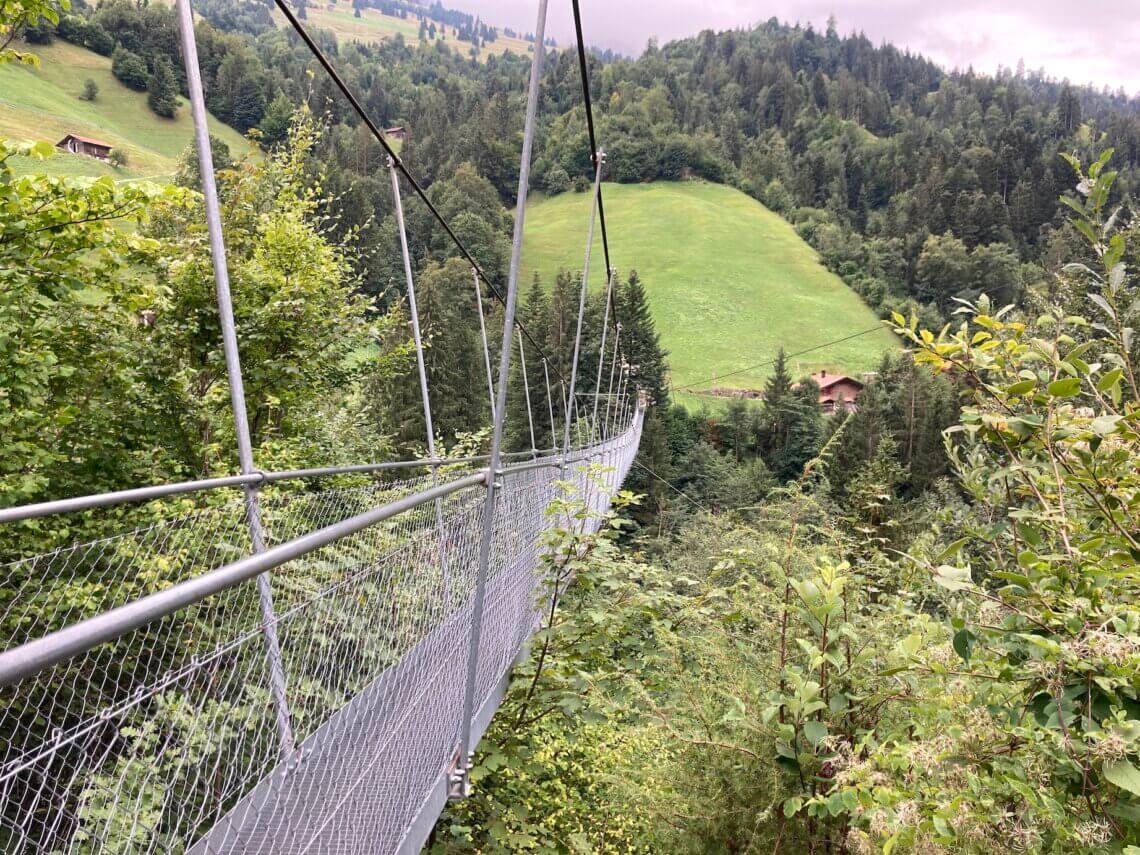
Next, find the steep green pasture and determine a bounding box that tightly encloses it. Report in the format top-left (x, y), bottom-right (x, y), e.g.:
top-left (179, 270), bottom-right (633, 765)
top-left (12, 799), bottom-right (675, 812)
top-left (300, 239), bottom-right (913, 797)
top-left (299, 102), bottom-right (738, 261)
top-left (0, 39), bottom-right (249, 179)
top-left (521, 181), bottom-right (898, 406)
top-left (298, 3), bottom-right (535, 60)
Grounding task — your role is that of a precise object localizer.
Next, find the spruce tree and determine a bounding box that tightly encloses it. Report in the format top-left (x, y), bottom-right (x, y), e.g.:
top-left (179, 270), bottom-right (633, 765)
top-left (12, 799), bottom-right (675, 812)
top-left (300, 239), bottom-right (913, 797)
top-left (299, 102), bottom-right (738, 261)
top-left (773, 380), bottom-right (823, 481)
top-left (259, 93), bottom-right (294, 147)
top-left (758, 347), bottom-right (792, 460)
top-left (617, 270), bottom-right (667, 406)
top-left (506, 275), bottom-right (551, 452)
top-left (146, 56), bottom-right (178, 118)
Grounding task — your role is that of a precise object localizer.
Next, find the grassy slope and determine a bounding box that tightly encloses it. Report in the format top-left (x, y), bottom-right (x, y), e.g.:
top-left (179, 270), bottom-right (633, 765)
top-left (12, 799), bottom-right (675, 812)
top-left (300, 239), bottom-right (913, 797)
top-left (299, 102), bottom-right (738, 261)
top-left (520, 182), bottom-right (898, 406)
top-left (300, 2), bottom-right (534, 60)
top-left (0, 39), bottom-right (250, 179)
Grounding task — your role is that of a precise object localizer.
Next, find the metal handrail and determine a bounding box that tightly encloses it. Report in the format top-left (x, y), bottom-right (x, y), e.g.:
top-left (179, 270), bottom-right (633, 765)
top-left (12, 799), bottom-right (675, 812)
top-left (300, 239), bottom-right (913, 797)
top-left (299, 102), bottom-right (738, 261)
top-left (0, 471), bottom-right (489, 687)
top-left (0, 415), bottom-right (641, 688)
top-left (0, 447), bottom-right (563, 525)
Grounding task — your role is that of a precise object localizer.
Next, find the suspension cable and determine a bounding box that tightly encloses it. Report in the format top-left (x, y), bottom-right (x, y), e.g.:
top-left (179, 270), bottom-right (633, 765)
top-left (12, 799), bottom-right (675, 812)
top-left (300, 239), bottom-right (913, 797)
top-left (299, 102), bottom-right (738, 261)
top-left (271, 0), bottom-right (565, 382)
top-left (570, 0), bottom-right (622, 347)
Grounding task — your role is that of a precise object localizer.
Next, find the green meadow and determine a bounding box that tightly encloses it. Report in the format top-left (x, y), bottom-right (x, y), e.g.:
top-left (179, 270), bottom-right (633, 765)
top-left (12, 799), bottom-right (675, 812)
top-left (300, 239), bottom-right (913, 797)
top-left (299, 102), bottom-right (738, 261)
top-left (0, 39), bottom-right (249, 179)
top-left (520, 181), bottom-right (898, 406)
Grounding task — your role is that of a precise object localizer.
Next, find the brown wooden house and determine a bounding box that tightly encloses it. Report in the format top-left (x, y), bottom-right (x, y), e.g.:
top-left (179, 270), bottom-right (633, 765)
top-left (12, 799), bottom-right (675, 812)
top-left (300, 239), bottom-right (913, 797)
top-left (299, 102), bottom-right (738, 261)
top-left (384, 126), bottom-right (409, 143)
top-left (56, 134), bottom-right (113, 160)
top-left (809, 370), bottom-right (865, 413)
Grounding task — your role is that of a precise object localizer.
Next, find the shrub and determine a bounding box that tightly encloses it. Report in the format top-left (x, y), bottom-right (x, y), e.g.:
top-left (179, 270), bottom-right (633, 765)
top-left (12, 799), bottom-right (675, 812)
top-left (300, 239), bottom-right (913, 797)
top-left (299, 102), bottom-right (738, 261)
top-left (83, 21), bottom-right (115, 55)
top-left (541, 165), bottom-right (570, 195)
top-left (79, 79), bottom-right (98, 102)
top-left (111, 46), bottom-right (148, 91)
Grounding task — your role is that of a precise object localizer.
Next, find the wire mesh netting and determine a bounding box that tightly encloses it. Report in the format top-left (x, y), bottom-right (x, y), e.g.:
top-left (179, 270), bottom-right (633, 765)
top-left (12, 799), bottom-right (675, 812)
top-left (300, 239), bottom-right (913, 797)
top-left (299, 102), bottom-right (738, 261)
top-left (0, 409), bottom-right (643, 854)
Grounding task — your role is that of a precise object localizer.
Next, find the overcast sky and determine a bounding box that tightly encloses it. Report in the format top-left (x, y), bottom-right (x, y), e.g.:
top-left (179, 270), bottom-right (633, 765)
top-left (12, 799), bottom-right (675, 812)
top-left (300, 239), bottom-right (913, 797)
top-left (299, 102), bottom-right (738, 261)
top-left (447, 0), bottom-right (1140, 96)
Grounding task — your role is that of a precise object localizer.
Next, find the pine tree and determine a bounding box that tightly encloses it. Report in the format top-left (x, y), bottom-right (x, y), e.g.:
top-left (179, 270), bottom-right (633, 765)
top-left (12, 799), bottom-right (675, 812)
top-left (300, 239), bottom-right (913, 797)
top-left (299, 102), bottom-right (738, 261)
top-left (757, 348), bottom-right (792, 459)
top-left (259, 93), bottom-right (294, 147)
top-left (146, 55), bottom-right (179, 118)
top-left (772, 380), bottom-right (823, 481)
top-left (617, 270), bottom-right (667, 406)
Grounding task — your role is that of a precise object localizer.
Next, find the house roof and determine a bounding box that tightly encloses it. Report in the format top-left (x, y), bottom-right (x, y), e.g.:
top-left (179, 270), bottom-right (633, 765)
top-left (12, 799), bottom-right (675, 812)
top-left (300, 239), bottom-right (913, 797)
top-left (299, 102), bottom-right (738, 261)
top-left (809, 370), bottom-right (863, 390)
top-left (58, 134), bottom-right (113, 149)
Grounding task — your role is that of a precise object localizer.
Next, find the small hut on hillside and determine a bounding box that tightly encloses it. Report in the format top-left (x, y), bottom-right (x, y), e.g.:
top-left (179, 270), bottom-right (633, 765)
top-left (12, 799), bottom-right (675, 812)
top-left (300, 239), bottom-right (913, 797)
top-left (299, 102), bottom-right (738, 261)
top-left (56, 134), bottom-right (113, 160)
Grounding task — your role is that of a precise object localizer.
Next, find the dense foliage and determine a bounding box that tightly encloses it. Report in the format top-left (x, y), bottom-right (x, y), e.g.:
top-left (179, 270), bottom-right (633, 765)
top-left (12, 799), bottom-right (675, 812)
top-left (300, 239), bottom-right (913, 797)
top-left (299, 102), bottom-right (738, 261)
top-left (10, 0), bottom-right (1140, 849)
top-left (430, 156), bottom-right (1140, 853)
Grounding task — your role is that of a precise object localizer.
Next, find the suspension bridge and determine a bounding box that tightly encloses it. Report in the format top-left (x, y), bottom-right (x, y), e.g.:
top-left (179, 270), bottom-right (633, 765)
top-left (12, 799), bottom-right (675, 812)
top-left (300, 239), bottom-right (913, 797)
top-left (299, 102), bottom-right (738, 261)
top-left (0, 0), bottom-right (644, 850)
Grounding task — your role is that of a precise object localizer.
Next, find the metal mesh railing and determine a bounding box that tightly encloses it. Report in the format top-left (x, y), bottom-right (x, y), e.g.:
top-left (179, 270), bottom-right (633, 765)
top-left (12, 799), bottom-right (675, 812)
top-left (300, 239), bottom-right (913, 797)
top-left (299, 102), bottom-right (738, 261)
top-left (0, 408), bottom-right (643, 854)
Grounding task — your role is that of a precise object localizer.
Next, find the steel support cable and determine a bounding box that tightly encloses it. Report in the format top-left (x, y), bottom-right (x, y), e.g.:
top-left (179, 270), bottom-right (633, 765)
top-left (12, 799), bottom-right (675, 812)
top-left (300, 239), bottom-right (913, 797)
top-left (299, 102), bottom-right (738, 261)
top-left (632, 459), bottom-right (712, 513)
top-left (570, 0), bottom-right (621, 348)
top-left (269, 0), bottom-right (565, 384)
top-left (672, 326), bottom-right (885, 392)
top-left (517, 331), bottom-right (538, 455)
top-left (561, 154), bottom-right (604, 457)
top-left (176, 0), bottom-right (294, 759)
top-left (473, 268), bottom-right (496, 417)
top-left (542, 358), bottom-right (557, 450)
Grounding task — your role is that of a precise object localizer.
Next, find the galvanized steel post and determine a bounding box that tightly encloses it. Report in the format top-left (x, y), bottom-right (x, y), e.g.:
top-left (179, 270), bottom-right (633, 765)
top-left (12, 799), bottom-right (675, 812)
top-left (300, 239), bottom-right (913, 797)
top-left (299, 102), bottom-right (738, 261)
top-left (517, 331), bottom-right (538, 456)
top-left (560, 153), bottom-right (605, 457)
top-left (389, 156), bottom-right (452, 591)
top-left (175, 0), bottom-right (294, 759)
top-left (454, 0), bottom-right (549, 797)
top-left (473, 268), bottom-right (496, 419)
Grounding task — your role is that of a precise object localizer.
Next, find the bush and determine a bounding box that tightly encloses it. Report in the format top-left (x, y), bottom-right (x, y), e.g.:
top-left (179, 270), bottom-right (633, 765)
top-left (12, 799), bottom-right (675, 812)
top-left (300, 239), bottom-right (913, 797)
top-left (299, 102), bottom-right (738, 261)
top-left (56, 14), bottom-right (87, 44)
top-left (541, 165), bottom-right (570, 195)
top-left (111, 46), bottom-right (148, 92)
top-left (83, 21), bottom-right (115, 56)
top-left (23, 21), bottom-right (52, 43)
top-left (108, 148), bottom-right (128, 168)
top-left (79, 79), bottom-right (98, 102)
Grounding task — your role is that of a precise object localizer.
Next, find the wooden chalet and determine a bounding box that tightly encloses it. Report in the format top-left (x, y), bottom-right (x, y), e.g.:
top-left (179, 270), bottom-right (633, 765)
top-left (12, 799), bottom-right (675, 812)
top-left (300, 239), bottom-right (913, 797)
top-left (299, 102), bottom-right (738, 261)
top-left (56, 134), bottom-right (113, 160)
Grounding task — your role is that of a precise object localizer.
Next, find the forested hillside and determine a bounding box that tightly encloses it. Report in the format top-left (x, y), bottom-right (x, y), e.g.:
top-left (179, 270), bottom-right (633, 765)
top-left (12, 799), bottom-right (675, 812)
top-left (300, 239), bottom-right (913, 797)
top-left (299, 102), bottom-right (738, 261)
top-left (6, 0), bottom-right (1140, 851)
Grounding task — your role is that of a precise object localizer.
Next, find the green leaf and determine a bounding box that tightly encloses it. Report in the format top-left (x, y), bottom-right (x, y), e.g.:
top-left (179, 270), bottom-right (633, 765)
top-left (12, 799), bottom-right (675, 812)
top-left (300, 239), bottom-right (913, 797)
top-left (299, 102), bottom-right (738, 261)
top-left (952, 629), bottom-right (973, 663)
top-left (1104, 759), bottom-right (1140, 796)
top-left (1007, 379), bottom-right (1036, 396)
top-left (932, 565), bottom-right (972, 592)
top-left (1098, 368), bottom-right (1123, 392)
top-left (826, 791), bottom-right (846, 816)
top-left (803, 720), bottom-right (827, 748)
top-left (1047, 377), bottom-right (1081, 397)
top-left (783, 796), bottom-right (803, 818)
top-left (935, 537), bottom-right (969, 562)
top-left (1091, 415), bottom-right (1122, 436)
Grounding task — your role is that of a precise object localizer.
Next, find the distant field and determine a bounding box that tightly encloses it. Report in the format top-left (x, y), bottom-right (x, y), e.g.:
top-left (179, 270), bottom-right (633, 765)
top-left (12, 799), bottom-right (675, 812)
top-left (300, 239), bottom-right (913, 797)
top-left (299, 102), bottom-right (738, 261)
top-left (298, 2), bottom-right (535, 59)
top-left (0, 39), bottom-right (250, 179)
top-left (520, 182), bottom-right (898, 408)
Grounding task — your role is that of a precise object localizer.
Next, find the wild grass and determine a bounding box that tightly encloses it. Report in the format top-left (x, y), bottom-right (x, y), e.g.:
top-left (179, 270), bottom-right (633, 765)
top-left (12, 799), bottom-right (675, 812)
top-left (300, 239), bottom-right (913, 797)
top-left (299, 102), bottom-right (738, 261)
top-left (520, 181), bottom-right (898, 403)
top-left (0, 39), bottom-right (250, 179)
